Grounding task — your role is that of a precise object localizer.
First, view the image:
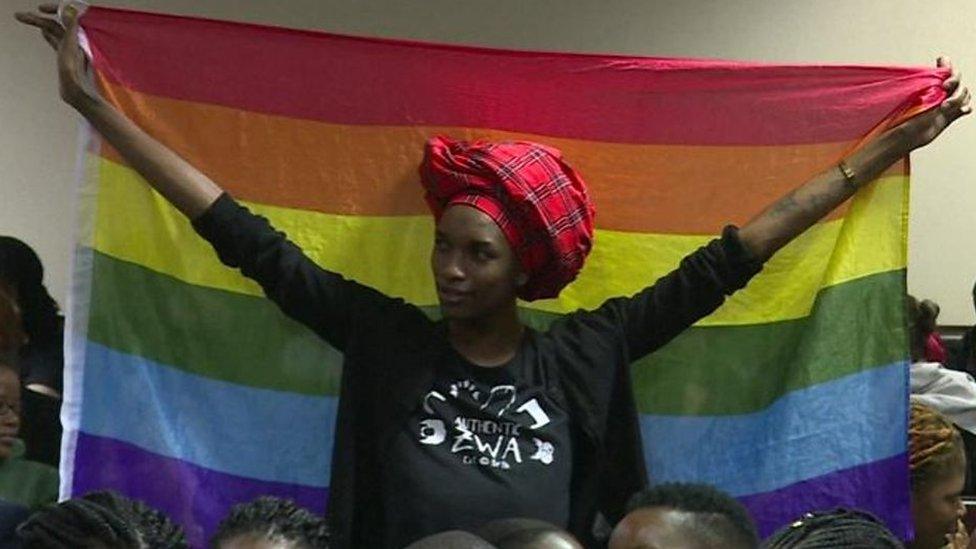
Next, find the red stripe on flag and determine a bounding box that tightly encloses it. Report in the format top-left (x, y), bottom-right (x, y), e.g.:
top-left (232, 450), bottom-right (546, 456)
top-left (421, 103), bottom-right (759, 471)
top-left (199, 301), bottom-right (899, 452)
top-left (81, 6), bottom-right (946, 146)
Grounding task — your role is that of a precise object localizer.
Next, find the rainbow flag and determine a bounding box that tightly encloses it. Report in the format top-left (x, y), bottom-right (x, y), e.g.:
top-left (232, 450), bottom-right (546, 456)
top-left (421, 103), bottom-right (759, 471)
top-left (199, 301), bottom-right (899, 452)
top-left (63, 6), bottom-right (945, 546)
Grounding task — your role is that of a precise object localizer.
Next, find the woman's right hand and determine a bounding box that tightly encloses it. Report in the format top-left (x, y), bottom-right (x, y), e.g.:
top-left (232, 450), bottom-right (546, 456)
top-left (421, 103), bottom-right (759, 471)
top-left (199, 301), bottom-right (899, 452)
top-left (15, 3), bottom-right (98, 108)
top-left (17, 3), bottom-right (224, 219)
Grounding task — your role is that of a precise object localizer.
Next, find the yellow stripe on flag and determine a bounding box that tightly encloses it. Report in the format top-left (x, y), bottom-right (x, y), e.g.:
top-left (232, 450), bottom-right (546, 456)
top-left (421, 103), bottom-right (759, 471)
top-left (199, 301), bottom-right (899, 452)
top-left (93, 156), bottom-right (906, 326)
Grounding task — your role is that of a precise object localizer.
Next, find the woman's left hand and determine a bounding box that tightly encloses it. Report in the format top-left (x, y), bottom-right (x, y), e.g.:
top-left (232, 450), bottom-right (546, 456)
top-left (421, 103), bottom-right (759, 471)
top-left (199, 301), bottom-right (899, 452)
top-left (897, 57), bottom-right (971, 151)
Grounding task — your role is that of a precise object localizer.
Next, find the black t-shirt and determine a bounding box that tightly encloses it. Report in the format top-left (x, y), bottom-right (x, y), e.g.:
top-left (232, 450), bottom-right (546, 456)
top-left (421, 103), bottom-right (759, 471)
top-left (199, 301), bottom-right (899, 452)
top-left (193, 194), bottom-right (763, 548)
top-left (381, 331), bottom-right (572, 547)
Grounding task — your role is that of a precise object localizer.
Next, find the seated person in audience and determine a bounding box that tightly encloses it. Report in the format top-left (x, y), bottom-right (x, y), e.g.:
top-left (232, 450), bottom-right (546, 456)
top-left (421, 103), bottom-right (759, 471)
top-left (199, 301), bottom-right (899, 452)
top-left (405, 531), bottom-right (497, 549)
top-left (476, 517), bottom-right (582, 548)
top-left (919, 299), bottom-right (948, 365)
top-left (909, 296), bottom-right (976, 498)
top-left (16, 490), bottom-right (187, 548)
top-left (210, 496), bottom-right (329, 549)
top-left (608, 482), bottom-right (759, 549)
top-left (0, 283), bottom-right (53, 532)
top-left (909, 296), bottom-right (976, 436)
top-left (0, 363), bottom-right (56, 512)
top-left (0, 238), bottom-right (64, 467)
top-left (907, 402), bottom-right (971, 549)
top-left (0, 238), bottom-right (63, 400)
top-left (761, 508), bottom-right (903, 548)
top-left (908, 296), bottom-right (976, 498)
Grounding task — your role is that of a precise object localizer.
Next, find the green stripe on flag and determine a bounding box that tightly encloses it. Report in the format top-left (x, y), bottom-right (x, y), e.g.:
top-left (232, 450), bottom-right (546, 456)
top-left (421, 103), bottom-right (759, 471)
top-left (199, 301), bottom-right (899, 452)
top-left (90, 250), bottom-right (905, 414)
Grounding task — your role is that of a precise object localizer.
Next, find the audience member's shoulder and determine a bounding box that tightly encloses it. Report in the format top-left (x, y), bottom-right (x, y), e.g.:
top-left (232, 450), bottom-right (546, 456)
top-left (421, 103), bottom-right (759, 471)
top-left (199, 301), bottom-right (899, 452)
top-left (0, 440), bottom-right (58, 508)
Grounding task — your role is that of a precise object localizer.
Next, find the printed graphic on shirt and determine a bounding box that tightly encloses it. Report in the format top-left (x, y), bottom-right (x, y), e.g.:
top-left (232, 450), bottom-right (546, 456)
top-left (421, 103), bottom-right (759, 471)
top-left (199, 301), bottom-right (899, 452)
top-left (417, 379), bottom-right (555, 471)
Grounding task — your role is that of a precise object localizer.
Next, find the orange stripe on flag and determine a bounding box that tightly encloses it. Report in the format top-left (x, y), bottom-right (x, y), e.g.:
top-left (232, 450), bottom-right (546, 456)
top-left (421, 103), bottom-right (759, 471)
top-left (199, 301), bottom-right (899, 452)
top-left (98, 80), bottom-right (907, 234)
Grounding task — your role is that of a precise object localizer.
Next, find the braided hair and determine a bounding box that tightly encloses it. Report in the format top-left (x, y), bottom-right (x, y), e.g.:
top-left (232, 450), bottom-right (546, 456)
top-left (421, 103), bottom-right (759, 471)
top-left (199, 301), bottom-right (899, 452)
top-left (17, 491), bottom-right (187, 548)
top-left (761, 508), bottom-right (903, 548)
top-left (909, 401), bottom-right (964, 490)
top-left (210, 496), bottom-right (329, 549)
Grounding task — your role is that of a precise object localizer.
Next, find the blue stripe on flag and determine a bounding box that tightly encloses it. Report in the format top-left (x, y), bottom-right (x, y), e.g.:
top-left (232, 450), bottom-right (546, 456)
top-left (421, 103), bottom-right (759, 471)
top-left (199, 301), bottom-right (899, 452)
top-left (640, 361), bottom-right (907, 496)
top-left (80, 341), bottom-right (335, 487)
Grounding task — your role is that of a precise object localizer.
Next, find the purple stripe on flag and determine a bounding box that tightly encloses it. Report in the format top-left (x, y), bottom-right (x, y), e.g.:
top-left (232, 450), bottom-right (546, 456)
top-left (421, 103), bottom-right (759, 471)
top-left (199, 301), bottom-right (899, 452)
top-left (72, 432), bottom-right (329, 548)
top-left (741, 453), bottom-right (911, 540)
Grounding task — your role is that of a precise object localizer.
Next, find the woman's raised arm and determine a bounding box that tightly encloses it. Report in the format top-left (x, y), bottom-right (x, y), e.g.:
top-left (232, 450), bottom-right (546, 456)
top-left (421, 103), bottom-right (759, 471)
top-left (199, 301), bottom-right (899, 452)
top-left (738, 57), bottom-right (970, 262)
top-left (16, 4), bottom-right (222, 219)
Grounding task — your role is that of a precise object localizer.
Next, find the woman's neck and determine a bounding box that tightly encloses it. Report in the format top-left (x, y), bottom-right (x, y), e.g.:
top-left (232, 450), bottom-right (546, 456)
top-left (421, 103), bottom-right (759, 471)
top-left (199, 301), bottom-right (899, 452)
top-left (447, 306), bottom-right (524, 368)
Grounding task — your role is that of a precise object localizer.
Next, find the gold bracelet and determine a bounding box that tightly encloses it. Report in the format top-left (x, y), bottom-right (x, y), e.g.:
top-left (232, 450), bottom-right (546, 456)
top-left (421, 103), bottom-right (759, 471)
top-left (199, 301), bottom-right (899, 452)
top-left (838, 160), bottom-right (858, 191)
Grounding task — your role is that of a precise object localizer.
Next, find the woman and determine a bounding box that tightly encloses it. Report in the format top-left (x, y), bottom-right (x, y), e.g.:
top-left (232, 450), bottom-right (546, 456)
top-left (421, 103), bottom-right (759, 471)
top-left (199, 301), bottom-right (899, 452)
top-left (908, 402), bottom-right (972, 549)
top-left (15, 5), bottom-right (971, 548)
top-left (0, 237), bottom-right (63, 401)
top-left (0, 238), bottom-right (64, 467)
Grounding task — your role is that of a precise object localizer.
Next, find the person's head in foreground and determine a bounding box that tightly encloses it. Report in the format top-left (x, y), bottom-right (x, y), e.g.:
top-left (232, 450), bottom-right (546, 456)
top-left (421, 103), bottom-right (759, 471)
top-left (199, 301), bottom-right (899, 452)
top-left (477, 517), bottom-right (583, 548)
top-left (210, 496), bottom-right (329, 549)
top-left (404, 530), bottom-right (497, 548)
top-left (608, 482), bottom-right (759, 549)
top-left (761, 508), bottom-right (903, 548)
top-left (908, 401), bottom-right (966, 549)
top-left (16, 490), bottom-right (187, 548)
top-left (421, 136), bottom-right (595, 323)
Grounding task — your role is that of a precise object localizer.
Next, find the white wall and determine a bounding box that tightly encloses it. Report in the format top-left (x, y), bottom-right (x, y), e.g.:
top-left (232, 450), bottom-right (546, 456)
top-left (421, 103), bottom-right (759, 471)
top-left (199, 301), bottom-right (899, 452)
top-left (3, 0), bottom-right (975, 322)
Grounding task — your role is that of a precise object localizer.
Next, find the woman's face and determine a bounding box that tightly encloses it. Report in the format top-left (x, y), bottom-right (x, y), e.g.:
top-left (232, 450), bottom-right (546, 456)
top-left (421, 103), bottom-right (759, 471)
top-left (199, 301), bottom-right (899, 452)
top-left (431, 205), bottom-right (522, 321)
top-left (911, 444), bottom-right (967, 549)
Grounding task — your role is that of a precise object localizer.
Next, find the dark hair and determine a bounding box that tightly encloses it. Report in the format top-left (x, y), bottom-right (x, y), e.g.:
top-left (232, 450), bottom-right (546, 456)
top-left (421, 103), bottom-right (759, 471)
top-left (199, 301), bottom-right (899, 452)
top-left (906, 295), bottom-right (927, 362)
top-left (476, 517), bottom-right (578, 548)
top-left (0, 279), bottom-right (26, 361)
top-left (625, 482), bottom-right (759, 549)
top-left (0, 237), bottom-right (60, 345)
top-left (210, 496), bottom-right (329, 549)
top-left (918, 299), bottom-right (940, 334)
top-left (405, 531), bottom-right (497, 549)
top-left (17, 491), bottom-right (187, 548)
top-left (761, 508), bottom-right (903, 548)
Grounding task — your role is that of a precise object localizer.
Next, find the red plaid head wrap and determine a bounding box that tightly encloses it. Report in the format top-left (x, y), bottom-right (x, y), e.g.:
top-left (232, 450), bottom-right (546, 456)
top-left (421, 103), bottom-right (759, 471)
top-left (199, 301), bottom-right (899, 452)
top-left (420, 135), bottom-right (595, 301)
